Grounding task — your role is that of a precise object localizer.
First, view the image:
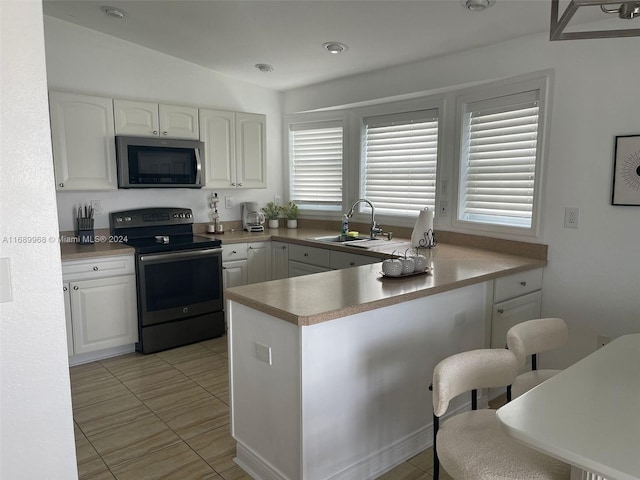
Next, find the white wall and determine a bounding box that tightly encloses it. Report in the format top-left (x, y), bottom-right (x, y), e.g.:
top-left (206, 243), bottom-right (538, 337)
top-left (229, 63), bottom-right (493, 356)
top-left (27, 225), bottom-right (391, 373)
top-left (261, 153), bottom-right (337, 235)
top-left (0, 2), bottom-right (77, 479)
top-left (44, 16), bottom-right (284, 231)
top-left (284, 32), bottom-right (640, 368)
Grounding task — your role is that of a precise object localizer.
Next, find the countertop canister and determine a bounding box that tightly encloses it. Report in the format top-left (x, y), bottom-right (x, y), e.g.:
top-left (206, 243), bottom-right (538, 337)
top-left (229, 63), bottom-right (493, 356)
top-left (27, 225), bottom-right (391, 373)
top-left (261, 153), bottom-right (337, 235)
top-left (411, 207), bottom-right (435, 248)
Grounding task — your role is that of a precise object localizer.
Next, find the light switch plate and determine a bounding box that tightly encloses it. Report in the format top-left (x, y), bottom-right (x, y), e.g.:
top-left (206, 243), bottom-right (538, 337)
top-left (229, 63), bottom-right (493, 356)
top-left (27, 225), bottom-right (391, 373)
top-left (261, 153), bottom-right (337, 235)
top-left (255, 342), bottom-right (272, 365)
top-left (0, 257), bottom-right (13, 303)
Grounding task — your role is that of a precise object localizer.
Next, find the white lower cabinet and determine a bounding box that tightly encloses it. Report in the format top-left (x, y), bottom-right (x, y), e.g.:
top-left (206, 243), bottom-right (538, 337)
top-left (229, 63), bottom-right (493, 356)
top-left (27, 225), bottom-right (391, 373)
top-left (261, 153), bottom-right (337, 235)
top-left (62, 255), bottom-right (138, 360)
top-left (223, 260), bottom-right (248, 288)
top-left (490, 268), bottom-right (544, 349)
top-left (271, 242), bottom-right (289, 280)
top-left (247, 242), bottom-right (270, 284)
top-left (329, 250), bottom-right (380, 269)
top-left (288, 261), bottom-right (331, 277)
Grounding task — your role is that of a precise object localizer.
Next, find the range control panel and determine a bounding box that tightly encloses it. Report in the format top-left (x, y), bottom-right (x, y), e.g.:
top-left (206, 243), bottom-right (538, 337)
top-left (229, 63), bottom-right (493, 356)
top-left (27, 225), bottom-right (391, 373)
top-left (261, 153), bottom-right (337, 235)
top-left (110, 208), bottom-right (193, 230)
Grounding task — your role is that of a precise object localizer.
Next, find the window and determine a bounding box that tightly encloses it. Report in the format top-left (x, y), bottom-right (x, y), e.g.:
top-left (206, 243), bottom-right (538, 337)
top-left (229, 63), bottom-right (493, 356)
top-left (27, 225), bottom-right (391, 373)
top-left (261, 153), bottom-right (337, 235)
top-left (458, 88), bottom-right (543, 231)
top-left (289, 120), bottom-right (343, 210)
top-left (362, 110), bottom-right (439, 217)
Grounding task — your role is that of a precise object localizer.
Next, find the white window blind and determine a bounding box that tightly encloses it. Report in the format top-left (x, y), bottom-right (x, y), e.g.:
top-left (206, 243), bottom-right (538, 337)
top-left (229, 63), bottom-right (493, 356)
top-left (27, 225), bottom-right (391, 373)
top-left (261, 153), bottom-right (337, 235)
top-left (460, 90), bottom-right (540, 229)
top-left (362, 109), bottom-right (439, 216)
top-left (289, 121), bottom-right (343, 208)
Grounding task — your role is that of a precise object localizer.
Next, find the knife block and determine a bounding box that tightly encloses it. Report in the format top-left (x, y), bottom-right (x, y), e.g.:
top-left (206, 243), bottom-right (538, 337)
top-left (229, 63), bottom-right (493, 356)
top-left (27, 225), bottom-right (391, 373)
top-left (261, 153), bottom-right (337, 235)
top-left (76, 218), bottom-right (95, 245)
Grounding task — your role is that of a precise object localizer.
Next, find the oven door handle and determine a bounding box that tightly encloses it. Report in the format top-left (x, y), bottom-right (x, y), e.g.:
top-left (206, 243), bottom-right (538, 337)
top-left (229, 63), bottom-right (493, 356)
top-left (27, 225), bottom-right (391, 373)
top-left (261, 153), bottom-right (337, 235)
top-left (139, 247), bottom-right (223, 264)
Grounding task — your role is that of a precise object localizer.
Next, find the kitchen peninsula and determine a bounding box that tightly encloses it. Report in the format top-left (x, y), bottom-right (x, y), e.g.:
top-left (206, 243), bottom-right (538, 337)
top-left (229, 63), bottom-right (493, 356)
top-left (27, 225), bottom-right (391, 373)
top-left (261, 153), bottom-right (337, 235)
top-left (224, 238), bottom-right (545, 480)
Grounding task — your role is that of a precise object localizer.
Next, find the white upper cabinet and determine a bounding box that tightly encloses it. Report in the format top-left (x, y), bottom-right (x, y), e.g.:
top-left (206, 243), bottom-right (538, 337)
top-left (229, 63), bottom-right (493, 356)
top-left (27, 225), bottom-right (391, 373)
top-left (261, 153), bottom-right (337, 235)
top-left (49, 91), bottom-right (118, 191)
top-left (199, 109), bottom-right (266, 189)
top-left (114, 99), bottom-right (199, 139)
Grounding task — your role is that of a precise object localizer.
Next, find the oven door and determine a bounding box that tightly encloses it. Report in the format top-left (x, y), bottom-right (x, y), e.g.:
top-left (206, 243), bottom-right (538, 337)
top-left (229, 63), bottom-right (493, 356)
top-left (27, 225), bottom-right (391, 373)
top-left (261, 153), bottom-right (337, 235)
top-left (137, 248), bottom-right (223, 326)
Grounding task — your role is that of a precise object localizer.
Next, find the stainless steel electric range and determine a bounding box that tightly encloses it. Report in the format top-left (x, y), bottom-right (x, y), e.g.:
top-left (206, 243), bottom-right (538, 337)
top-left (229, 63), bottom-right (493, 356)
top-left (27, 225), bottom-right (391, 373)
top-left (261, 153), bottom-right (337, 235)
top-left (110, 207), bottom-right (224, 353)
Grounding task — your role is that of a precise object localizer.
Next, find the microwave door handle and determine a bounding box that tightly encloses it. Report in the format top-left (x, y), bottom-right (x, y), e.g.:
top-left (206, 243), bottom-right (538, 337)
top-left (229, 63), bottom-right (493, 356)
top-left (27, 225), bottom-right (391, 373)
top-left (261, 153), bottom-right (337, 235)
top-left (195, 148), bottom-right (203, 186)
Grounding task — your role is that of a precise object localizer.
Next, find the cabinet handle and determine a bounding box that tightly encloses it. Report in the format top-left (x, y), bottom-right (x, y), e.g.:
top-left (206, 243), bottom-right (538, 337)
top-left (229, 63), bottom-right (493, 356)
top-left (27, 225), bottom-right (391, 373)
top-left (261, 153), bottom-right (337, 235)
top-left (59, 183), bottom-right (64, 187)
top-left (304, 253), bottom-right (309, 257)
top-left (281, 246), bottom-right (287, 250)
top-left (231, 183), bottom-right (236, 186)
top-left (232, 250), bottom-right (237, 254)
top-left (63, 286), bottom-right (68, 292)
top-left (222, 266), bottom-right (227, 270)
top-left (162, 131), bottom-right (168, 136)
top-left (238, 183), bottom-right (243, 186)
top-left (520, 281), bottom-right (527, 286)
top-left (349, 261), bottom-right (355, 266)
top-left (73, 285), bottom-right (79, 290)
top-left (152, 130), bottom-right (158, 135)
top-left (497, 308), bottom-right (504, 314)
top-left (93, 266), bottom-right (99, 271)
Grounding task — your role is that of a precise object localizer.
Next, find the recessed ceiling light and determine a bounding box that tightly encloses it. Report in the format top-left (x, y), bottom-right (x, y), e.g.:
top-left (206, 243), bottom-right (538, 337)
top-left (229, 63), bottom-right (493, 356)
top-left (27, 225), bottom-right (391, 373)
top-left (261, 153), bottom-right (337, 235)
top-left (101, 6), bottom-right (126, 19)
top-left (460, 0), bottom-right (495, 11)
top-left (323, 42), bottom-right (348, 54)
top-left (255, 63), bottom-right (274, 73)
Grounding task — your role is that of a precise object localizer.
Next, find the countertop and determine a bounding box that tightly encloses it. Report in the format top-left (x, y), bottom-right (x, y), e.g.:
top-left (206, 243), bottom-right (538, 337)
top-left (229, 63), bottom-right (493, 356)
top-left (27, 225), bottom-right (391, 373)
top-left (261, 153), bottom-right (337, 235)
top-left (225, 242), bottom-right (546, 326)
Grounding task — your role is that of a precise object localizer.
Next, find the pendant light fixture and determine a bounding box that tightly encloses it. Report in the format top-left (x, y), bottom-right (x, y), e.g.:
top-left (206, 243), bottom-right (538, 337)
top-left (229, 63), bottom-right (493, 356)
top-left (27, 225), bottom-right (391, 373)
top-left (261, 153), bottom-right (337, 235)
top-left (550, 0), bottom-right (640, 40)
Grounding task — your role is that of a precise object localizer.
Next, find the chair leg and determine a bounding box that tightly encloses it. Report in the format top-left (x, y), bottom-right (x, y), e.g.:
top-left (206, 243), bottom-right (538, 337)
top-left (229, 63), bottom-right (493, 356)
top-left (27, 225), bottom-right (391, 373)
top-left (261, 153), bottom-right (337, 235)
top-left (433, 413), bottom-right (440, 480)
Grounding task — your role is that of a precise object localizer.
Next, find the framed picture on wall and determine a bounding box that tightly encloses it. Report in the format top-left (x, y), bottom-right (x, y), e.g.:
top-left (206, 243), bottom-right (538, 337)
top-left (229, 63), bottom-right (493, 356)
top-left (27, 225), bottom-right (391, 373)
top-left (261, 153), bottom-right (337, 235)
top-left (612, 134), bottom-right (640, 206)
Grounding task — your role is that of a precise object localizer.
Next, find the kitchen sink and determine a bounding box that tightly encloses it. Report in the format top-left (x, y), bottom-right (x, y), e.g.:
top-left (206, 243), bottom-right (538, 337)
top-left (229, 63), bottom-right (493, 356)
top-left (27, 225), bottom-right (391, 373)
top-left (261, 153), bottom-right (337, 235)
top-left (308, 235), bottom-right (370, 243)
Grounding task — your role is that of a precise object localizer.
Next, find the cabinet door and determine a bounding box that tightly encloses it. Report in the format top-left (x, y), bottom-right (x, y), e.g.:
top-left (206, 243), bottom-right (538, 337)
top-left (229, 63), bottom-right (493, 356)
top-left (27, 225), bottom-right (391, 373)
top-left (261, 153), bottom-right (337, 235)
top-left (235, 112), bottom-right (266, 189)
top-left (113, 99), bottom-right (159, 137)
top-left (199, 109), bottom-right (236, 188)
top-left (159, 104), bottom-right (199, 139)
top-left (271, 242), bottom-right (289, 280)
top-left (247, 242), bottom-right (271, 284)
top-left (223, 260), bottom-right (248, 288)
top-left (490, 290), bottom-right (542, 349)
top-left (329, 251), bottom-right (380, 269)
top-left (288, 260), bottom-right (331, 278)
top-left (70, 275), bottom-right (138, 355)
top-left (49, 91), bottom-right (117, 190)
top-left (63, 283), bottom-right (73, 356)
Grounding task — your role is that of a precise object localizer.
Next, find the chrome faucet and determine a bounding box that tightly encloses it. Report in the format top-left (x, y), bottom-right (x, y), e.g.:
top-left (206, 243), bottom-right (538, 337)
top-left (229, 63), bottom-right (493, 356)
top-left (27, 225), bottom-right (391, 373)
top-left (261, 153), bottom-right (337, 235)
top-left (346, 198), bottom-right (383, 239)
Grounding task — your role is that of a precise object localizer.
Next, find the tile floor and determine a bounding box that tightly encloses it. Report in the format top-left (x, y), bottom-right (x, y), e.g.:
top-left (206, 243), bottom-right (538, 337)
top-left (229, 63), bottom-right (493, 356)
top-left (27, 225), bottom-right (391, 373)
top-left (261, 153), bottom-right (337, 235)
top-left (71, 336), bottom-right (456, 480)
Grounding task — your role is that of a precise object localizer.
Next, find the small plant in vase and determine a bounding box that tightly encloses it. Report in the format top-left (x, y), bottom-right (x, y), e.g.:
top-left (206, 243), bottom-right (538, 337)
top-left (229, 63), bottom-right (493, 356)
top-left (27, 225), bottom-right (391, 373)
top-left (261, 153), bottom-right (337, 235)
top-left (281, 201), bottom-right (299, 229)
top-left (261, 202), bottom-right (281, 229)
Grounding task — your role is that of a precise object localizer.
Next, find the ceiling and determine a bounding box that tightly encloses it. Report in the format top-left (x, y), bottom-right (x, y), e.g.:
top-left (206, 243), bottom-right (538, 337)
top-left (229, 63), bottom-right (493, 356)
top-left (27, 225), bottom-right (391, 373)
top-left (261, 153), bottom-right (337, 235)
top-left (42, 0), bottom-right (607, 91)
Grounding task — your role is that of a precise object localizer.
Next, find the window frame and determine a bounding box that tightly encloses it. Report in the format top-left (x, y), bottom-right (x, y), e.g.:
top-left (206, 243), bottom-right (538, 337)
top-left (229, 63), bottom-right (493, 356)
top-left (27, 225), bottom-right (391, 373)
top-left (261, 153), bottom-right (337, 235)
top-left (452, 74), bottom-right (552, 238)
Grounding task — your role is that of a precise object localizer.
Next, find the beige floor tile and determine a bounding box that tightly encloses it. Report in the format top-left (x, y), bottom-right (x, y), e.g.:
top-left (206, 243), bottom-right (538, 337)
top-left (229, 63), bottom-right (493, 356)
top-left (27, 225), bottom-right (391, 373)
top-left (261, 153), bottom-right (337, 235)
top-left (110, 442), bottom-right (220, 480)
top-left (74, 393), bottom-right (151, 437)
top-left (72, 375), bottom-right (131, 410)
top-left (118, 363), bottom-right (187, 396)
top-left (172, 353), bottom-right (227, 377)
top-left (218, 465), bottom-right (253, 480)
top-left (99, 351), bottom-right (161, 374)
top-left (188, 365), bottom-right (229, 399)
top-left (84, 470), bottom-right (116, 480)
top-left (199, 336), bottom-right (228, 355)
top-left (407, 448), bottom-right (434, 472)
top-left (88, 413), bottom-right (181, 468)
top-left (155, 395), bottom-right (230, 440)
top-left (186, 425), bottom-right (237, 473)
top-left (75, 431), bottom-right (110, 480)
top-left (139, 377), bottom-right (212, 415)
top-left (156, 342), bottom-right (213, 365)
top-left (375, 462), bottom-right (432, 480)
top-left (70, 362), bottom-right (114, 386)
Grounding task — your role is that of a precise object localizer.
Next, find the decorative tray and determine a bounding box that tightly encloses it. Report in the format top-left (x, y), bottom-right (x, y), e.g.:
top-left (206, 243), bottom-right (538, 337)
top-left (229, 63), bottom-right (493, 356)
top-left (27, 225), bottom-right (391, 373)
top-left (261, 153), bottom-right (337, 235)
top-left (378, 268), bottom-right (431, 279)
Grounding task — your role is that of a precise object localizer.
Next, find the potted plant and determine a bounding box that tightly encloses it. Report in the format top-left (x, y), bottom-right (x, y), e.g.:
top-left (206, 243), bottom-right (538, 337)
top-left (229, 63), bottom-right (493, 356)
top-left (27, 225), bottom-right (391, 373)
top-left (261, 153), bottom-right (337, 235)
top-left (261, 202), bottom-right (281, 229)
top-left (281, 201), bottom-right (299, 229)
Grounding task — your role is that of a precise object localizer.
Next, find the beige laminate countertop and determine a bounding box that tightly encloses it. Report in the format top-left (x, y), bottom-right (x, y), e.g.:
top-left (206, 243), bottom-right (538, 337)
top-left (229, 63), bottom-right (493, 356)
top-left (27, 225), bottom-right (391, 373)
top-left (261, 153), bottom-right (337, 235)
top-left (225, 242), bottom-right (546, 327)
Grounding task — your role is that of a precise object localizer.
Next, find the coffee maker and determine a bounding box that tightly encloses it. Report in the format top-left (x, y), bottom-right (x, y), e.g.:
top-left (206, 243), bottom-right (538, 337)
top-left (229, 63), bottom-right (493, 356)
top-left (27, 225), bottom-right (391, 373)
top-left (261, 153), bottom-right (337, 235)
top-left (241, 202), bottom-right (265, 232)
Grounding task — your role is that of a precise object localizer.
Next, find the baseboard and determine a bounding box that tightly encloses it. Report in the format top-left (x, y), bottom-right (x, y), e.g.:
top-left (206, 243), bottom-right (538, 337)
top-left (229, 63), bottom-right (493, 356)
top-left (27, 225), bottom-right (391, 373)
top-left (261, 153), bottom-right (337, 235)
top-left (234, 400), bottom-right (474, 480)
top-left (68, 344), bottom-right (135, 366)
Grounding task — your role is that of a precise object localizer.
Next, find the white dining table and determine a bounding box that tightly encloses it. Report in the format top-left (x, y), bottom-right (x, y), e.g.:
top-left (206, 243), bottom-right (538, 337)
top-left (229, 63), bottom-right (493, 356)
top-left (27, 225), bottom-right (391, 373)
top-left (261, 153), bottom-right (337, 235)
top-left (497, 333), bottom-right (640, 480)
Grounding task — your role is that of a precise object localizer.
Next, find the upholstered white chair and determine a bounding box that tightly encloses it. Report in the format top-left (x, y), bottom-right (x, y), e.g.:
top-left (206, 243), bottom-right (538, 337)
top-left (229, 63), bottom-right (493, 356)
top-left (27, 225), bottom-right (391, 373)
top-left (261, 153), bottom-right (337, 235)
top-left (430, 349), bottom-right (570, 480)
top-left (507, 317), bottom-right (568, 399)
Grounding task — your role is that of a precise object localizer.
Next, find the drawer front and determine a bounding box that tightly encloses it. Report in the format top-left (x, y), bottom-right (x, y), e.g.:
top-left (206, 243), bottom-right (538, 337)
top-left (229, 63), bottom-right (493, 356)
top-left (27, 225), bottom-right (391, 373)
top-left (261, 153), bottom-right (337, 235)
top-left (222, 242), bottom-right (248, 262)
top-left (494, 268), bottom-right (543, 303)
top-left (62, 255), bottom-right (134, 281)
top-left (329, 251), bottom-right (379, 269)
top-left (288, 244), bottom-right (330, 268)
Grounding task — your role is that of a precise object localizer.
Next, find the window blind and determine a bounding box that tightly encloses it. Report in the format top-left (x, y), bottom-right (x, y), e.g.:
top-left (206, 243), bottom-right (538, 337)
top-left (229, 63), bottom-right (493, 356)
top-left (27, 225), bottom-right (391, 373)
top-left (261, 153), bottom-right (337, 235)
top-left (363, 109), bottom-right (439, 216)
top-left (460, 91), bottom-right (540, 228)
top-left (289, 121), bottom-right (343, 207)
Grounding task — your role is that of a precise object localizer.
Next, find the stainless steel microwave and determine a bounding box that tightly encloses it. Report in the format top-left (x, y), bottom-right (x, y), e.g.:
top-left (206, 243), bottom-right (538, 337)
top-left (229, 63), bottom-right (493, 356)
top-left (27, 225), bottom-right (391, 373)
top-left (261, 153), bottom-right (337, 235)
top-left (115, 136), bottom-right (205, 188)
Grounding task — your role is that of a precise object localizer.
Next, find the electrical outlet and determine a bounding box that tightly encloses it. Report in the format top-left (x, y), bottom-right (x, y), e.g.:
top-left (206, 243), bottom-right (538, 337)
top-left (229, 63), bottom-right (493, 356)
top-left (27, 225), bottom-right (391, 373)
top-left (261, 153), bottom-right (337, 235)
top-left (225, 196), bottom-right (234, 209)
top-left (564, 207), bottom-right (579, 228)
top-left (90, 200), bottom-right (103, 215)
top-left (255, 342), bottom-right (272, 365)
top-left (274, 195), bottom-right (282, 205)
top-left (439, 201), bottom-right (448, 217)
